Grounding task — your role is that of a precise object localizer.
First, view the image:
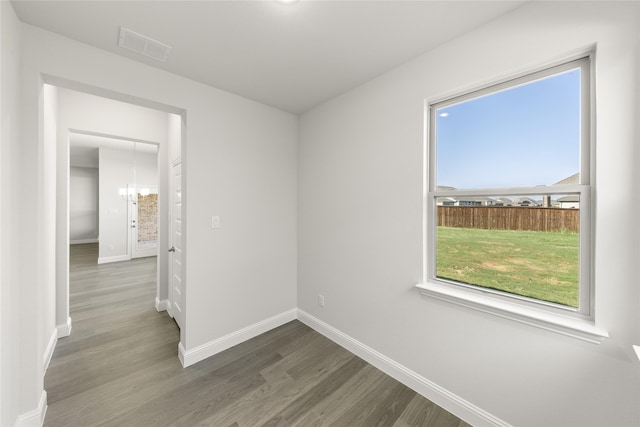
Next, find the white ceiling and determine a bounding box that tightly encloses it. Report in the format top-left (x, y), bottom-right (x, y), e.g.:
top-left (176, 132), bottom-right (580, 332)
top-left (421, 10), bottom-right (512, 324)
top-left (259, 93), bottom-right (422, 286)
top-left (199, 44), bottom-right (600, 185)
top-left (12, 0), bottom-right (526, 114)
top-left (70, 133), bottom-right (158, 168)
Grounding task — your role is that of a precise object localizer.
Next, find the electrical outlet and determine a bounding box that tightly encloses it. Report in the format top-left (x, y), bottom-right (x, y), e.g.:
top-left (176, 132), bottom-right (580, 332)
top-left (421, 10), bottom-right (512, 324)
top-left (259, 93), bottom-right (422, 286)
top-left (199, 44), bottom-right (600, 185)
top-left (318, 294), bottom-right (325, 307)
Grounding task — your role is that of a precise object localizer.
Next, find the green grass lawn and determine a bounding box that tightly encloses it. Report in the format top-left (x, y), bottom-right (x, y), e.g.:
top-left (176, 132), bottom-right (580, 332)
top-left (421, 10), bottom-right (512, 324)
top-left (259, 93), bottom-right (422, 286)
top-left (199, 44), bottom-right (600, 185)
top-left (436, 226), bottom-right (579, 308)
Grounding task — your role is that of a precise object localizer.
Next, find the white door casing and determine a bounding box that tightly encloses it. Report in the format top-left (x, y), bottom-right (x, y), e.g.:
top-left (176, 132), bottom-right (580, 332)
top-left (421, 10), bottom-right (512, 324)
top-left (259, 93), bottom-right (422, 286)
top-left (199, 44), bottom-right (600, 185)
top-left (168, 160), bottom-right (183, 328)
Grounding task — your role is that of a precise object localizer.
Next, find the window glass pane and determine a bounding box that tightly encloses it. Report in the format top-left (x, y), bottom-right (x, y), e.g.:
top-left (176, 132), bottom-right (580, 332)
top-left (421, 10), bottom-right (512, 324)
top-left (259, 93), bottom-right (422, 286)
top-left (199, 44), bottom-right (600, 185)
top-left (435, 195), bottom-right (580, 308)
top-left (435, 69), bottom-right (581, 189)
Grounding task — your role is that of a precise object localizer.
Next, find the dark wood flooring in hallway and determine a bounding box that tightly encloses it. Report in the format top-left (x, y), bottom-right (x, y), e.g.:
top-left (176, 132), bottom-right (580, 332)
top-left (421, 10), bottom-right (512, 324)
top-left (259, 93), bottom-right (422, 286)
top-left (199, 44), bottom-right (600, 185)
top-left (44, 243), bottom-right (472, 427)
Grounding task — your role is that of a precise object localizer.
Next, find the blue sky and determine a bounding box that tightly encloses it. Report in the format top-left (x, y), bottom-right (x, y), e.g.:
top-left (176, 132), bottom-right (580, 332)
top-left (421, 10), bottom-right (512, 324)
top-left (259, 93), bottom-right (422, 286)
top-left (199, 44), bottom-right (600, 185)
top-left (435, 68), bottom-right (581, 189)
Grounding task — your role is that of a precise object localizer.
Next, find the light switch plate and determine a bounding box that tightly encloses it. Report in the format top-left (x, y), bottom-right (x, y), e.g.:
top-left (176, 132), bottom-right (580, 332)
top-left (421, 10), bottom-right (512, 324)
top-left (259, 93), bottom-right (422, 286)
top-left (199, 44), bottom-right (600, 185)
top-left (211, 216), bottom-right (220, 229)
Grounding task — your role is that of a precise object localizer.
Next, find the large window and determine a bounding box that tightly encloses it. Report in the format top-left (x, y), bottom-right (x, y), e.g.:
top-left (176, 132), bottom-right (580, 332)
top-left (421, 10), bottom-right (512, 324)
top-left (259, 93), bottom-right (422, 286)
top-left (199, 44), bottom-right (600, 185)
top-left (423, 56), bottom-right (595, 324)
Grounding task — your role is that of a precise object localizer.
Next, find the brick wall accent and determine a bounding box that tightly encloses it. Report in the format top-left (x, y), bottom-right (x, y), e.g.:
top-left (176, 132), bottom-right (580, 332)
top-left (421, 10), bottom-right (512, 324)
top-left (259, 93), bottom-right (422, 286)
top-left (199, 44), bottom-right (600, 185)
top-left (137, 193), bottom-right (158, 243)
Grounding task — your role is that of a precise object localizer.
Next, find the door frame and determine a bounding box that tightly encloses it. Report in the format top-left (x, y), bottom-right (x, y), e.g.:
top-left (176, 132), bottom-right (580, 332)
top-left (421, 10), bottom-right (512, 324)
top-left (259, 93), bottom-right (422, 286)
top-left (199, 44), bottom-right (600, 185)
top-left (60, 127), bottom-right (170, 336)
top-left (45, 75), bottom-right (187, 363)
top-left (168, 158), bottom-right (183, 327)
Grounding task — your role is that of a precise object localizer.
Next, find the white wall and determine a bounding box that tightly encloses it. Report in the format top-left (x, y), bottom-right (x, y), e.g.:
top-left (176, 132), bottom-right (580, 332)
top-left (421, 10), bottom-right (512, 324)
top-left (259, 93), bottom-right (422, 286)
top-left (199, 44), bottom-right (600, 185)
top-left (42, 83), bottom-right (57, 380)
top-left (69, 166), bottom-right (98, 243)
top-left (6, 2), bottom-right (52, 424)
top-left (18, 13), bottom-right (297, 421)
top-left (97, 146), bottom-right (157, 262)
top-left (135, 148), bottom-right (158, 188)
top-left (168, 113), bottom-right (181, 165)
top-left (298, 3), bottom-right (640, 427)
top-left (0, 2), bottom-right (26, 426)
top-left (98, 146), bottom-right (133, 261)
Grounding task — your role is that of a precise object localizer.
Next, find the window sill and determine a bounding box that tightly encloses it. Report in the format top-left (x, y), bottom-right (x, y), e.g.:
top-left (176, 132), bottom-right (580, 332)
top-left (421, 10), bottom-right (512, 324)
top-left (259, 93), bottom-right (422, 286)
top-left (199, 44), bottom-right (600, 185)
top-left (415, 282), bottom-right (608, 344)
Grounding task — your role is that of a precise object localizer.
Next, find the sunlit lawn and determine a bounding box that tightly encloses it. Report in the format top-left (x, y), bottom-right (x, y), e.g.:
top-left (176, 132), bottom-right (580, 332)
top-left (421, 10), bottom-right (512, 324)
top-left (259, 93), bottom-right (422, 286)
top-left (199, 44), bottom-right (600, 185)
top-left (436, 227), bottom-right (579, 307)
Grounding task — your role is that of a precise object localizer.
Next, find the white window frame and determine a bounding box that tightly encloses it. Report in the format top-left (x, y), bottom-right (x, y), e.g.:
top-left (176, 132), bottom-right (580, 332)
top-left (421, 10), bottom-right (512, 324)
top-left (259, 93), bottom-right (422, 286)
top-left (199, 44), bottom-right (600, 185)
top-left (416, 53), bottom-right (609, 343)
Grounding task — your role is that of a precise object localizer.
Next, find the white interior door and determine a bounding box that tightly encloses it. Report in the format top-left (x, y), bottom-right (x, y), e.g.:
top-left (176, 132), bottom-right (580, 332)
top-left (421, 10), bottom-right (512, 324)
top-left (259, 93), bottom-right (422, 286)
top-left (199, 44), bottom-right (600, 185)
top-left (129, 185), bottom-right (159, 259)
top-left (168, 160), bottom-right (183, 328)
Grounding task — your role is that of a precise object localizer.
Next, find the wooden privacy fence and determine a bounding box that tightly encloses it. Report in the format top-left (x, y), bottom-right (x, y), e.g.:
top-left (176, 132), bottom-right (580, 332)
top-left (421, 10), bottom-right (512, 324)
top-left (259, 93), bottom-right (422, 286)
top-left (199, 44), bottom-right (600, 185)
top-left (437, 206), bottom-right (579, 233)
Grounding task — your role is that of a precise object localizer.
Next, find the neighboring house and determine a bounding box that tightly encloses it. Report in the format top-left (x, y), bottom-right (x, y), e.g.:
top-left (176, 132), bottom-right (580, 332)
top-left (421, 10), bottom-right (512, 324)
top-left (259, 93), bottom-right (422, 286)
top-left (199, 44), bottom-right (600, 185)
top-left (459, 196), bottom-right (496, 206)
top-left (557, 195), bottom-right (580, 209)
top-left (512, 197), bottom-right (541, 207)
top-left (552, 173), bottom-right (581, 209)
top-left (438, 197), bottom-right (457, 206)
top-left (554, 172), bottom-right (580, 185)
top-left (494, 197), bottom-right (513, 206)
top-left (437, 196), bottom-right (497, 206)
top-left (436, 186), bottom-right (500, 206)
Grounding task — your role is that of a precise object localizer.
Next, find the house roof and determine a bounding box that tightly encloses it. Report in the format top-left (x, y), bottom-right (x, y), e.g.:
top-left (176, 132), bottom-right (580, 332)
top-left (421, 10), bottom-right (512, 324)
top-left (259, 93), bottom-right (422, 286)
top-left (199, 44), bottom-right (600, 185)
top-left (554, 173), bottom-right (579, 185)
top-left (512, 197), bottom-right (540, 206)
top-left (454, 197), bottom-right (495, 202)
top-left (495, 197), bottom-right (513, 204)
top-left (557, 195), bottom-right (580, 203)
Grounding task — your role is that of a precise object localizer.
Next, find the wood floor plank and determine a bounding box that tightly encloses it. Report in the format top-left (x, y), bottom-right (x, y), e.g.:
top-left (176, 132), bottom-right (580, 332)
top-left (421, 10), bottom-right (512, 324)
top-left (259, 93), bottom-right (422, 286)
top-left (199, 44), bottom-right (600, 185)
top-left (392, 394), bottom-right (474, 427)
top-left (262, 333), bottom-right (346, 383)
top-left (47, 338), bottom-right (178, 405)
top-left (45, 358), bottom-right (194, 427)
top-left (327, 375), bottom-right (413, 427)
top-left (197, 335), bottom-right (356, 426)
top-left (392, 394), bottom-right (442, 427)
top-left (261, 356), bottom-right (369, 426)
top-left (291, 364), bottom-right (391, 427)
top-left (44, 244), bottom-right (473, 427)
top-left (110, 369), bottom-right (269, 427)
top-left (358, 381), bottom-right (417, 426)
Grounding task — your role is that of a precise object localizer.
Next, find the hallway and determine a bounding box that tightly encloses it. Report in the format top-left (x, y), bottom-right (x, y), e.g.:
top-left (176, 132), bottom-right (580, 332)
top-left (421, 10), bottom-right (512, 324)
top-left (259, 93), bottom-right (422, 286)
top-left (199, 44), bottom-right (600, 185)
top-left (45, 244), bottom-right (178, 425)
top-left (44, 244), bottom-right (470, 426)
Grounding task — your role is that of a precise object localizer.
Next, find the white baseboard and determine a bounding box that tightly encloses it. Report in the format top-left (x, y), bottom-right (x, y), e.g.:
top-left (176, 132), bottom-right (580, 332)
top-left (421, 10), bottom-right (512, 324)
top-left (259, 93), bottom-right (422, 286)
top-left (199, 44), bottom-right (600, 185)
top-left (57, 317), bottom-right (72, 338)
top-left (179, 308), bottom-right (297, 368)
top-left (15, 390), bottom-right (47, 427)
top-left (43, 330), bottom-right (57, 373)
top-left (70, 239), bottom-right (98, 245)
top-left (97, 255), bottom-right (130, 264)
top-left (155, 297), bottom-right (170, 312)
top-left (297, 309), bottom-right (511, 427)
top-left (178, 341), bottom-right (187, 367)
top-left (175, 307), bottom-right (509, 426)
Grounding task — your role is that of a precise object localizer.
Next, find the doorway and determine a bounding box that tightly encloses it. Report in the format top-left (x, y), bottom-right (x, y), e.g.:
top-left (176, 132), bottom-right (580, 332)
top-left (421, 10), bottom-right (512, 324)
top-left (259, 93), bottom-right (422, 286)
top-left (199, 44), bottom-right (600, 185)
top-left (129, 184), bottom-right (159, 259)
top-left (51, 84), bottom-right (185, 346)
top-left (69, 134), bottom-right (159, 264)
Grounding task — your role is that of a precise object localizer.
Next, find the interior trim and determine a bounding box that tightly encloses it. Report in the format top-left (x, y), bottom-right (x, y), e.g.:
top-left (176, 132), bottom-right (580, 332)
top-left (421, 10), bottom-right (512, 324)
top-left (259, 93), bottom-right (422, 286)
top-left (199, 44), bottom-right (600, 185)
top-left (297, 309), bottom-right (512, 427)
top-left (179, 308), bottom-right (297, 368)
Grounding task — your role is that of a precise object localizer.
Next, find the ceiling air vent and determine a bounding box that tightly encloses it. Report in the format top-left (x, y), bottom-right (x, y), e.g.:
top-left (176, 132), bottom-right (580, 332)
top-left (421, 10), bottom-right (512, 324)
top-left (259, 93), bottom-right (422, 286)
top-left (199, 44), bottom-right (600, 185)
top-left (118, 27), bottom-right (171, 62)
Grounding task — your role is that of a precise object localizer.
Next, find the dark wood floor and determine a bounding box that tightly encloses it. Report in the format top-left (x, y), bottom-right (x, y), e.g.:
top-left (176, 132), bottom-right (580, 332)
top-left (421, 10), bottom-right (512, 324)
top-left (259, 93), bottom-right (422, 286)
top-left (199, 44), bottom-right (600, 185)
top-left (44, 243), bottom-right (472, 427)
